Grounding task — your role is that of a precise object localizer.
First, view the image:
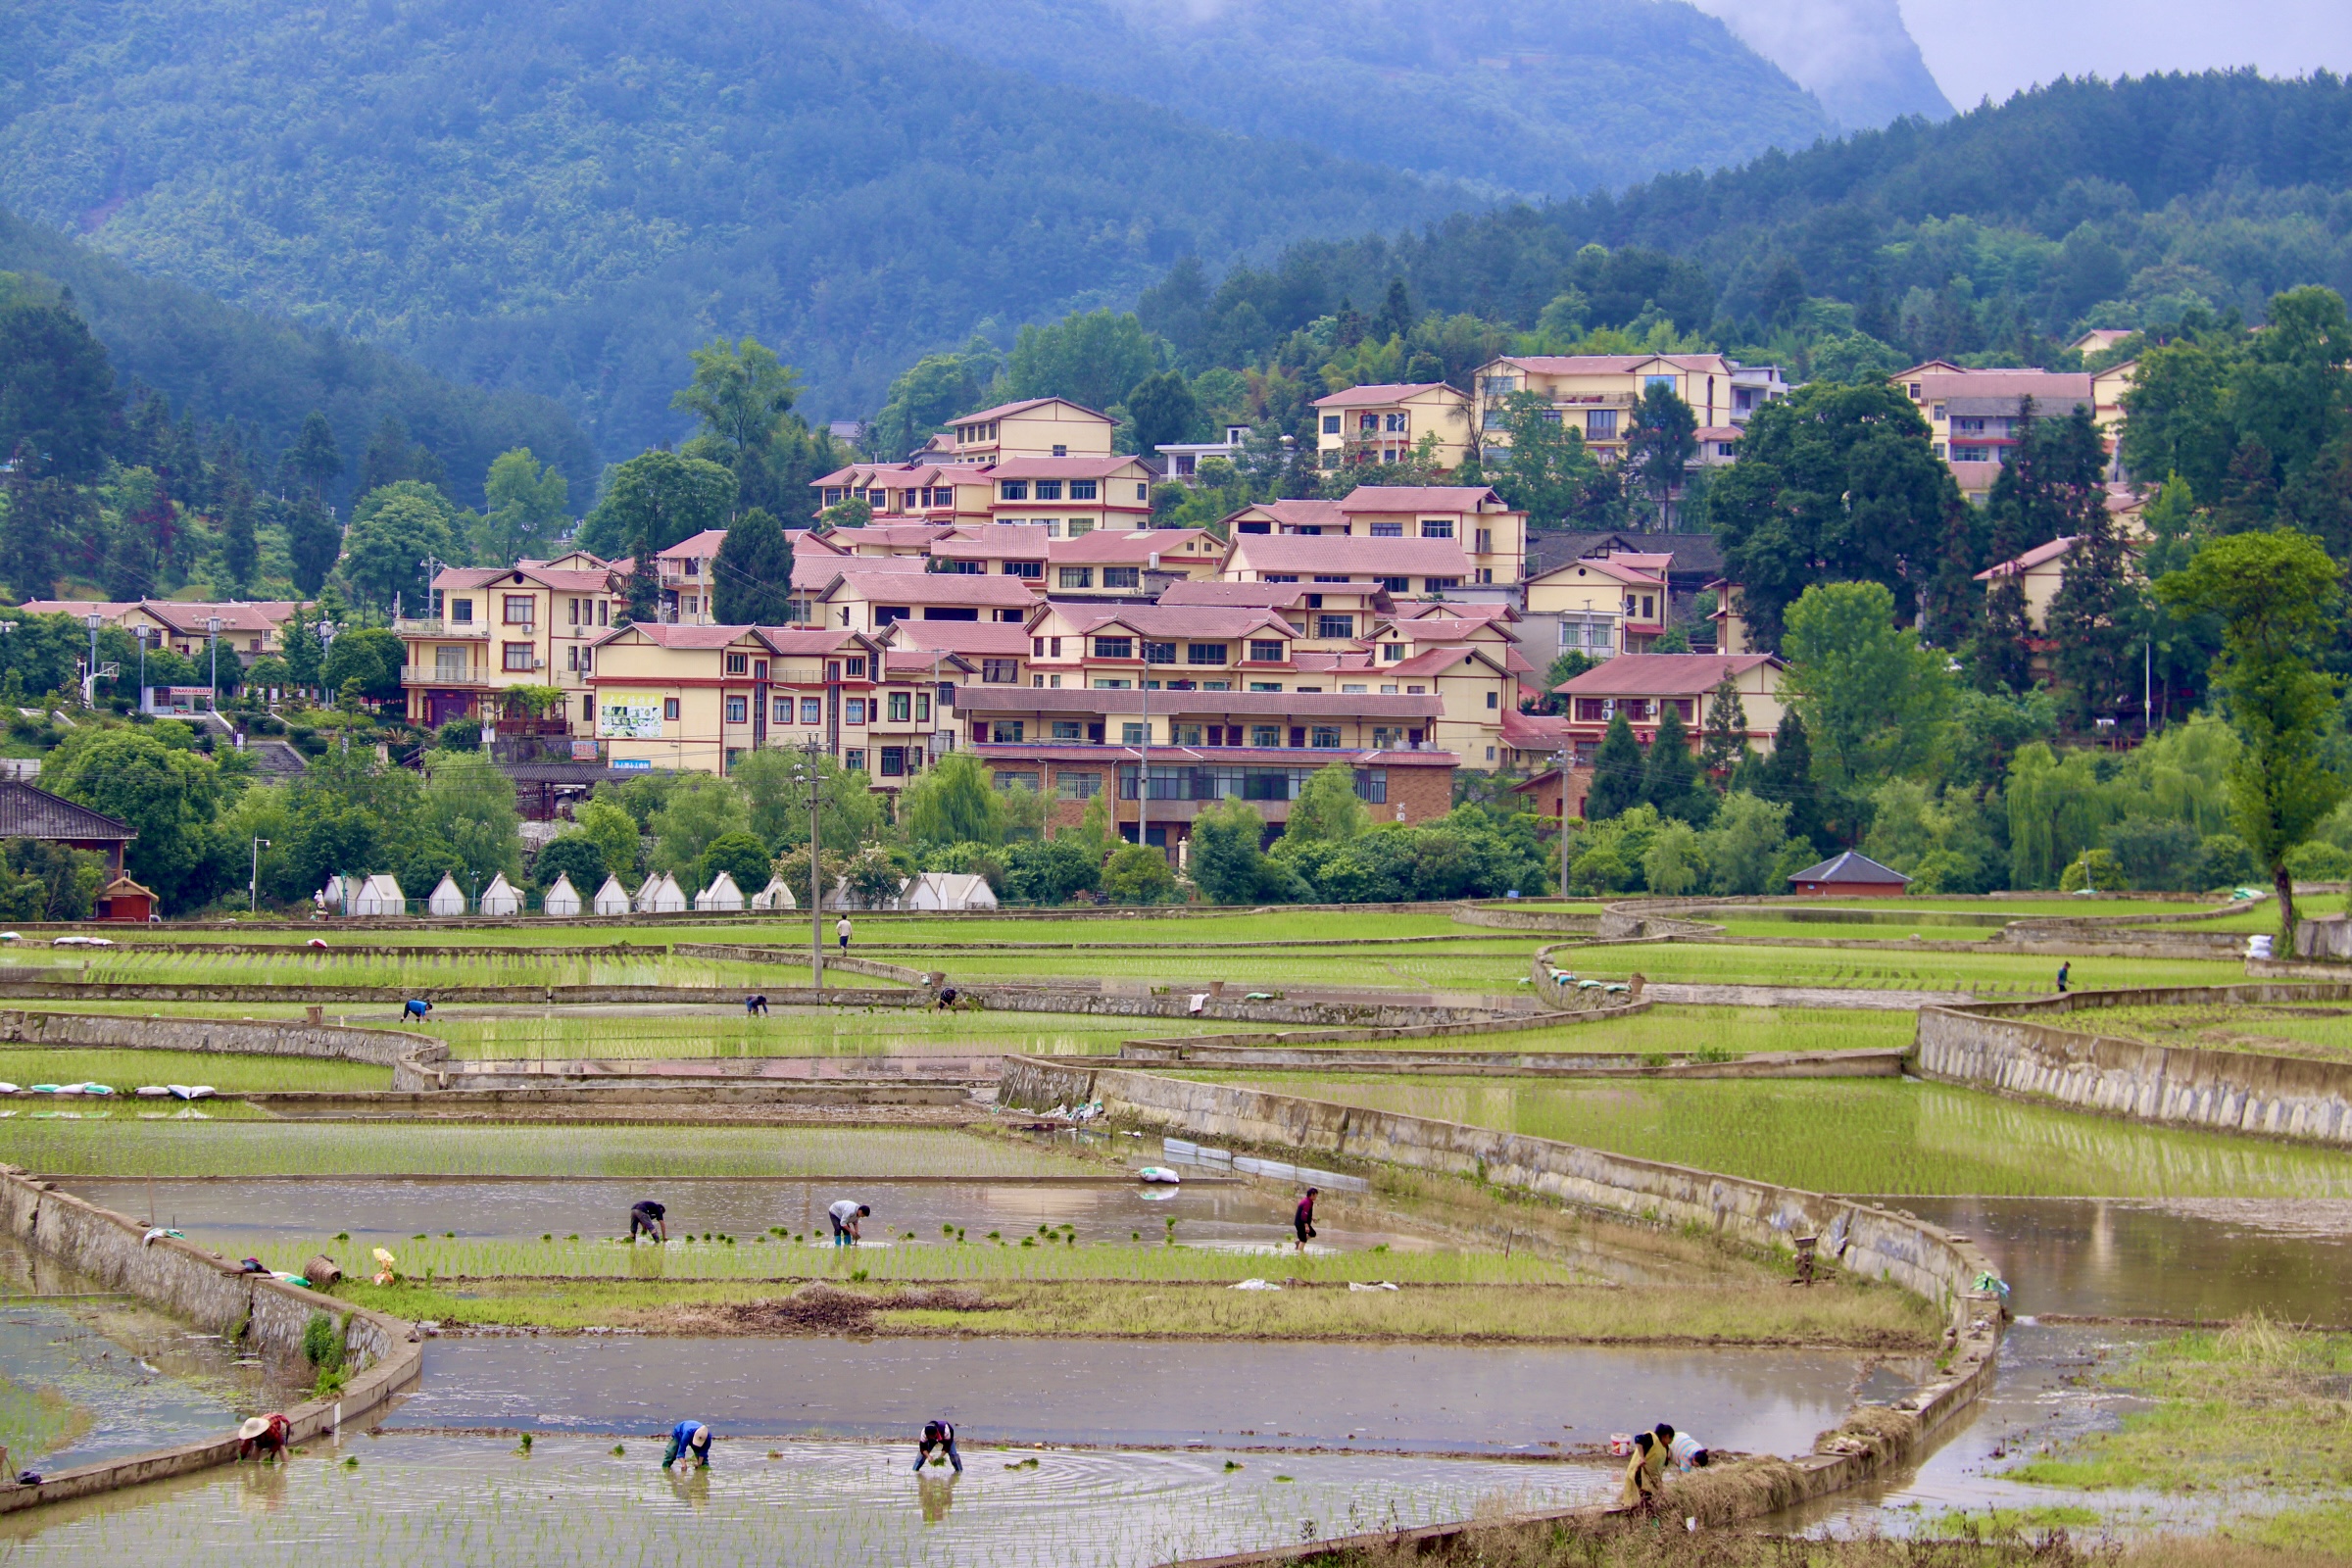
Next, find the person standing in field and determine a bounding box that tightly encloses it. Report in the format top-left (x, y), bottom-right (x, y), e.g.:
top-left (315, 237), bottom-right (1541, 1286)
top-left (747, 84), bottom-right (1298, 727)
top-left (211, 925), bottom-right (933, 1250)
top-left (2056, 961), bottom-right (2071, 994)
top-left (828, 1200), bottom-right (869, 1247)
top-left (837, 914), bottom-right (853, 953)
top-left (1293, 1187), bottom-right (1319, 1252)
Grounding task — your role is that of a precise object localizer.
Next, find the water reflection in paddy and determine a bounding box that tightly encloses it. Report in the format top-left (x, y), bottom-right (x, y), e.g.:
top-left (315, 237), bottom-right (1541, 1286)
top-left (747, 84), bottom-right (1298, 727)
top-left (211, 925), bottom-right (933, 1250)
top-left (0, 1435), bottom-right (1621, 1566)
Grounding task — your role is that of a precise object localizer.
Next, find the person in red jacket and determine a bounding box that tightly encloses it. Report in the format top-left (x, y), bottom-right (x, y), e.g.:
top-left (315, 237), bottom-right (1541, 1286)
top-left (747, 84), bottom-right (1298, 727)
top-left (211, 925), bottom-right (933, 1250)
top-left (1294, 1188), bottom-right (1319, 1252)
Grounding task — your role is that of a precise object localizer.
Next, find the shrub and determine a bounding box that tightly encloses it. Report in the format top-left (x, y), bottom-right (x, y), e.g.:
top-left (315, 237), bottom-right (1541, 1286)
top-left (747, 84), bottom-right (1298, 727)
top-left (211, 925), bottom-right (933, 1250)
top-left (533, 833), bottom-right (610, 894)
top-left (1101, 843), bottom-right (1178, 903)
top-left (2195, 832), bottom-right (2262, 891)
top-left (2058, 849), bottom-right (2124, 892)
top-left (697, 830), bottom-right (773, 895)
top-left (434, 717), bottom-right (481, 751)
top-left (2284, 839), bottom-right (2352, 882)
top-left (2102, 815), bottom-right (2201, 891)
top-left (302, 1311), bottom-right (345, 1371)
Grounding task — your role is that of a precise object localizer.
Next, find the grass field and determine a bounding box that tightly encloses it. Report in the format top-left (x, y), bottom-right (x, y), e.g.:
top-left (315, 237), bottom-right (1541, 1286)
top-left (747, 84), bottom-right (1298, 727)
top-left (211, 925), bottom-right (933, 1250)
top-left (1178, 1074), bottom-right (2352, 1198)
top-left (0, 1123), bottom-right (1098, 1179)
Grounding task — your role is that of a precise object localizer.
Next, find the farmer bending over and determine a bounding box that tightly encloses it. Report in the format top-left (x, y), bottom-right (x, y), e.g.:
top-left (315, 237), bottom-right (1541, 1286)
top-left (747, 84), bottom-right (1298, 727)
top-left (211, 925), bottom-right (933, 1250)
top-left (828, 1200), bottom-right (869, 1247)
top-left (1621, 1431), bottom-right (1665, 1512)
top-left (1658, 1422), bottom-right (1709, 1471)
top-left (744, 994), bottom-right (768, 1016)
top-left (237, 1413), bottom-right (290, 1461)
top-left (401, 998), bottom-right (432, 1022)
top-left (662, 1420), bottom-right (712, 1470)
top-left (629, 1199), bottom-right (668, 1244)
top-left (914, 1419), bottom-right (961, 1473)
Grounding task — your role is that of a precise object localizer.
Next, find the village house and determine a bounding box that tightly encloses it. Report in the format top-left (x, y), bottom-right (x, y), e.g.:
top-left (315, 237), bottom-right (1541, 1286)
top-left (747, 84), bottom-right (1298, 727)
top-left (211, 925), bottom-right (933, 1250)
top-left (1470, 354), bottom-right (1788, 460)
top-left (29, 600), bottom-right (304, 667)
top-left (1521, 552), bottom-right (1673, 663)
top-left (1310, 382), bottom-right (1474, 471)
top-left (807, 565), bottom-right (1039, 638)
top-left (397, 559), bottom-right (621, 731)
top-left (1218, 534), bottom-right (1480, 611)
top-left (1221, 487), bottom-right (1526, 587)
top-left (1017, 603), bottom-right (1301, 693)
top-left (1894, 361), bottom-right (2138, 503)
top-left (1552, 652), bottom-right (1787, 770)
top-left (1154, 578), bottom-right (1400, 654)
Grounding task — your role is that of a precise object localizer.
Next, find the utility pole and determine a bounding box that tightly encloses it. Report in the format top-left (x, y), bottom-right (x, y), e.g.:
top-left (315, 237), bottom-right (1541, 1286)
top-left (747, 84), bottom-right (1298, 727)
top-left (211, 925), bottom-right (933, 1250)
top-left (1552, 748), bottom-right (1572, 902)
top-left (206, 616), bottom-right (221, 716)
top-left (1137, 668), bottom-right (1151, 862)
top-left (798, 736), bottom-right (825, 991)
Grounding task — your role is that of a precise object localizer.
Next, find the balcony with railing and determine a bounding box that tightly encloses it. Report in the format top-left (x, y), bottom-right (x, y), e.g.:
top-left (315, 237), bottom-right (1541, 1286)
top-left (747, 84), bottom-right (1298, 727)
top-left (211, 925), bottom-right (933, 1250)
top-left (393, 618), bottom-right (491, 639)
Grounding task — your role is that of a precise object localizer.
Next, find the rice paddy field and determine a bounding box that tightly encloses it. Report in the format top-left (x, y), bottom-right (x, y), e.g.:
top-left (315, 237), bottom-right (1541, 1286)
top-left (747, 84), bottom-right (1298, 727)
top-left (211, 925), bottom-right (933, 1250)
top-left (0, 1123), bottom-right (1099, 1179)
top-left (3, 949), bottom-right (874, 991)
top-left (0, 1049), bottom-right (390, 1093)
top-left (1181, 1075), bottom-right (2352, 1199)
top-left (1558, 944), bottom-right (2248, 993)
top-left (2047, 1002), bottom-right (2352, 1066)
top-left (864, 944), bottom-right (1543, 992)
top-left (425, 1008), bottom-right (1229, 1061)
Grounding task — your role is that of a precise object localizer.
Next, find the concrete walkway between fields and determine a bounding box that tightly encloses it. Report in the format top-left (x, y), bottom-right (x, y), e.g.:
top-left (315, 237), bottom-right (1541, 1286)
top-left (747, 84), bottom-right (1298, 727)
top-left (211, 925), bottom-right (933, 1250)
top-left (1643, 983), bottom-right (1976, 1010)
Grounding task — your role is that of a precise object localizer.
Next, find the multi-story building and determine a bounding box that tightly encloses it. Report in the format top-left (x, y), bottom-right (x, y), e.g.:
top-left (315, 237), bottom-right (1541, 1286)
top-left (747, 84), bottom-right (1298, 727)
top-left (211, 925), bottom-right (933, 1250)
top-left (1521, 552), bottom-right (1672, 663)
top-left (1155, 578), bottom-right (1400, 653)
top-left (956, 685), bottom-right (1459, 856)
top-left (807, 565), bottom-right (1038, 638)
top-left (1219, 534), bottom-right (1479, 607)
top-left (1471, 355), bottom-right (1788, 459)
top-left (1156, 422), bottom-right (1253, 480)
top-left (1018, 605), bottom-right (1301, 693)
top-left (1894, 361), bottom-right (2138, 503)
top-left (986, 455), bottom-right (1155, 532)
top-left (881, 617), bottom-right (1032, 693)
top-left (398, 559), bottom-right (622, 731)
top-left (1310, 383), bottom-right (1474, 471)
top-left (939, 397), bottom-right (1116, 463)
top-left (1221, 487), bottom-right (1524, 586)
top-left (589, 623), bottom-right (948, 787)
top-left (1358, 612), bottom-right (1527, 768)
top-left (655, 530), bottom-right (730, 623)
top-left (1552, 653), bottom-right (1786, 768)
top-left (1046, 528), bottom-right (1222, 597)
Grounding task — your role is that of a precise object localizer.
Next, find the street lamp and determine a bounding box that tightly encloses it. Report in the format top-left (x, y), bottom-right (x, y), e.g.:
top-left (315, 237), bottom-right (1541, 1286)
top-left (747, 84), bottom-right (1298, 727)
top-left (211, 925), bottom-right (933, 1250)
top-left (83, 613), bottom-right (102, 709)
top-left (206, 616), bottom-right (222, 715)
top-left (250, 838), bottom-right (270, 913)
top-left (790, 737), bottom-right (825, 991)
top-left (1549, 748), bottom-right (1573, 902)
top-left (133, 627), bottom-right (150, 715)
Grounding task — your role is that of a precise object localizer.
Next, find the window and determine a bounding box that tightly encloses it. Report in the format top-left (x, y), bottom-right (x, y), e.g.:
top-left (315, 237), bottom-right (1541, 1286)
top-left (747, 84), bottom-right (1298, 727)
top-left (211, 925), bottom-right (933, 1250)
top-left (1247, 640), bottom-right (1284, 663)
top-left (1250, 725), bottom-right (1280, 747)
top-left (1035, 480), bottom-right (1062, 501)
top-left (1135, 483), bottom-right (1149, 501)
top-left (1481, 375), bottom-right (1516, 398)
top-left (1067, 517), bottom-right (1094, 536)
top-left (844, 749), bottom-right (866, 772)
top-left (1384, 412), bottom-right (1407, 432)
top-left (1173, 723), bottom-right (1203, 746)
top-left (1953, 445), bottom-right (1991, 463)
top-left (1057, 770), bottom-right (1102, 799)
top-left (1004, 561), bottom-right (1043, 578)
top-left (989, 722), bottom-right (1025, 744)
top-left (847, 657), bottom-right (866, 678)
top-left (724, 695), bottom-right (748, 723)
top-left (663, 698), bottom-right (681, 721)
top-left (1314, 573), bottom-right (1349, 583)
top-left (1482, 409), bottom-right (1507, 430)
top-left (1486, 690), bottom-right (1498, 710)
top-left (888, 691), bottom-right (910, 722)
top-left (839, 698), bottom-right (863, 724)
top-left (1249, 682), bottom-right (1281, 693)
top-left (880, 747), bottom-right (906, 777)
top-left (1575, 698), bottom-right (1608, 722)
top-left (1069, 479), bottom-right (1098, 501)
top-left (503, 595), bottom-right (534, 624)
top-left (1059, 567), bottom-right (1095, 589)
top-left (567, 646), bottom-right (579, 671)
top-left (939, 561), bottom-right (982, 575)
top-left (1645, 374), bottom-right (1676, 393)
top-left (1357, 414), bottom-right (1378, 432)
top-left (1316, 614), bottom-right (1353, 639)
top-left (1186, 643), bottom-right (1227, 665)
top-left (1377, 575), bottom-right (1409, 593)
top-left (1101, 566), bottom-right (1139, 589)
top-left (1419, 519), bottom-right (1454, 539)
top-left (801, 697), bottom-right (823, 724)
top-left (1311, 726), bottom-right (1341, 748)
top-left (1475, 528), bottom-right (1492, 553)
top-left (1093, 678), bottom-right (1131, 690)
top-left (1122, 722), bottom-right (1147, 745)
top-left (1587, 410), bottom-right (1618, 438)
top-left (597, 602), bottom-right (609, 626)
top-left (1142, 641), bottom-right (1176, 664)
top-left (1381, 643), bottom-right (1404, 662)
top-left (917, 693), bottom-right (932, 722)
top-left (503, 643), bottom-right (534, 671)
top-left (725, 652), bottom-right (748, 675)
top-left (1370, 521), bottom-right (1402, 537)
top-left (1425, 577), bottom-right (1460, 592)
top-left (1321, 415), bottom-right (1342, 435)
top-left (999, 480), bottom-right (1028, 501)
top-left (981, 659), bottom-right (1020, 684)
top-left (1052, 720), bottom-right (1084, 741)
top-left (435, 647), bottom-right (466, 679)
top-left (1341, 683), bottom-right (1367, 694)
top-left (994, 769), bottom-right (1041, 792)
top-left (773, 697), bottom-right (793, 722)
top-left (583, 694), bottom-right (595, 721)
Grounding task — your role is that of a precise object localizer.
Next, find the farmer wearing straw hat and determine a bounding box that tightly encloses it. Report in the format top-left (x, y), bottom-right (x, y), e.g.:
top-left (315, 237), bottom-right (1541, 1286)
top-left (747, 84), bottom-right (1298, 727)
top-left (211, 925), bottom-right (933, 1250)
top-left (237, 1413), bottom-right (290, 1461)
top-left (662, 1420), bottom-right (712, 1470)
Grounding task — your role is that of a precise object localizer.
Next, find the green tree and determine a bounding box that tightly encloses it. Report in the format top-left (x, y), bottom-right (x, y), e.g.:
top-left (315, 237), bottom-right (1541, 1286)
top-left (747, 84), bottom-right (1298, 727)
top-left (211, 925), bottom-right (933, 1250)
top-left (480, 447), bottom-right (570, 564)
top-left (44, 728), bottom-right (228, 911)
top-left (1640, 702), bottom-right (1711, 823)
top-left (673, 336), bottom-right (803, 461)
top-left (734, 748), bottom-right (880, 854)
top-left (899, 752), bottom-right (1002, 848)
top-left (1584, 711), bottom-right (1644, 821)
top-left (285, 496), bottom-right (343, 596)
top-left (1004, 309), bottom-right (1163, 415)
top-left (1189, 797), bottom-right (1301, 904)
top-left (281, 410), bottom-right (343, 499)
top-left (1697, 674), bottom-right (1749, 779)
top-left (219, 472), bottom-right (258, 592)
top-left (1625, 382), bottom-right (1696, 524)
top-left (343, 482), bottom-right (463, 610)
top-left (648, 773), bottom-right (751, 876)
top-left (1101, 841), bottom-right (1178, 903)
top-left (2156, 529), bottom-right (2346, 942)
top-left (417, 747), bottom-right (523, 893)
top-left (1001, 838), bottom-right (1101, 905)
top-left (580, 450), bottom-right (737, 559)
top-left (697, 830), bottom-right (773, 895)
top-left (1747, 710), bottom-right (1828, 851)
top-left (1278, 761), bottom-right (1368, 848)
top-left (0, 296), bottom-right (118, 485)
top-left (1782, 580), bottom-right (1951, 789)
top-left (320, 626), bottom-right (405, 705)
top-left (280, 613), bottom-right (324, 696)
top-left (870, 342), bottom-right (996, 461)
top-left (619, 532), bottom-right (660, 623)
top-left (571, 798), bottom-right (643, 886)
top-left (1486, 391), bottom-right (1612, 528)
top-left (532, 832), bottom-right (610, 895)
top-left (1698, 792), bottom-right (1799, 896)
top-left (710, 508), bottom-right (794, 624)
top-left (1124, 370), bottom-right (1202, 455)
top-left (2045, 492), bottom-right (2147, 730)
top-left (1641, 818), bottom-right (1704, 895)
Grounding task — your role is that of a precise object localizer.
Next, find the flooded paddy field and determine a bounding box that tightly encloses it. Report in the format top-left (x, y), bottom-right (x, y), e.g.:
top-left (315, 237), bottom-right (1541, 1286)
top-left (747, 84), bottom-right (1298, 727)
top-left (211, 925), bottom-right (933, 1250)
top-left (1196, 1074), bottom-right (2352, 1198)
top-left (0, 1433), bottom-right (1619, 1566)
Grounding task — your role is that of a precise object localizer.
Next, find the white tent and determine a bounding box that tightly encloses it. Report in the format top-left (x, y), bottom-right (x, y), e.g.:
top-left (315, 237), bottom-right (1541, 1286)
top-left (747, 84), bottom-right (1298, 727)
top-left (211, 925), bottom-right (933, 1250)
top-left (591, 874), bottom-right (632, 917)
top-left (902, 871), bottom-right (998, 911)
top-left (633, 874), bottom-right (662, 913)
top-left (350, 874), bottom-right (406, 917)
top-left (426, 873), bottom-right (466, 917)
top-left (317, 875), bottom-right (356, 913)
top-left (542, 872), bottom-right (583, 917)
top-left (694, 870), bottom-right (744, 911)
top-left (479, 872), bottom-right (522, 917)
top-left (751, 874), bottom-right (797, 911)
top-left (645, 872), bottom-right (688, 914)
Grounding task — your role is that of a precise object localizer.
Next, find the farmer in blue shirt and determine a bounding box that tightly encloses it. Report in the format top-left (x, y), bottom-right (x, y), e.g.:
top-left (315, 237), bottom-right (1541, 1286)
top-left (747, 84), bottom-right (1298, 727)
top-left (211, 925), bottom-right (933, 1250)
top-left (913, 1419), bottom-right (960, 1473)
top-left (662, 1420), bottom-right (711, 1470)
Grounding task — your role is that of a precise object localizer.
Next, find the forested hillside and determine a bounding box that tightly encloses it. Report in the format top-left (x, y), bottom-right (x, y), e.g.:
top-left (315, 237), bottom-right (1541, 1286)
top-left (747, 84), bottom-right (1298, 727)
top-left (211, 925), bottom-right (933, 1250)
top-left (864, 0), bottom-right (1837, 198)
top-left (0, 209), bottom-right (594, 513)
top-left (1141, 72), bottom-right (2352, 376)
top-left (1, 0), bottom-right (1456, 462)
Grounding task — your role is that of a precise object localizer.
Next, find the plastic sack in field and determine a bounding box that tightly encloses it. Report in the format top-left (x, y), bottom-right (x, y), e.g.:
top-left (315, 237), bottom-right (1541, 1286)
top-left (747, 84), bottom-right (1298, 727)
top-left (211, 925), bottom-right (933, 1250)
top-left (1229, 1278), bottom-right (1280, 1291)
top-left (1136, 1166), bottom-right (1181, 1184)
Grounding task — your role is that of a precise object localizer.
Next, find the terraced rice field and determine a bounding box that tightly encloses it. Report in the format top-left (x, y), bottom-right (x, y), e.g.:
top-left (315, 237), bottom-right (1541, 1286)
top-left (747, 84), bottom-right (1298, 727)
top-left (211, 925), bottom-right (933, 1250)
top-left (2054, 1002), bottom-right (2352, 1065)
top-left (1559, 944), bottom-right (2247, 993)
top-left (0, 1049), bottom-right (390, 1093)
top-left (19, 950), bottom-right (865, 991)
top-left (866, 944), bottom-right (1541, 992)
top-left (1182, 1075), bottom-right (2352, 1198)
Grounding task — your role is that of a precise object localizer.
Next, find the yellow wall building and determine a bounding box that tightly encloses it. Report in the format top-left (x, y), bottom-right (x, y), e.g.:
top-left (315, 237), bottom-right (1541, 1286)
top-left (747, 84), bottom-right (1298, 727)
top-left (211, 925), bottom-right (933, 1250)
top-left (1311, 382), bottom-right (1473, 471)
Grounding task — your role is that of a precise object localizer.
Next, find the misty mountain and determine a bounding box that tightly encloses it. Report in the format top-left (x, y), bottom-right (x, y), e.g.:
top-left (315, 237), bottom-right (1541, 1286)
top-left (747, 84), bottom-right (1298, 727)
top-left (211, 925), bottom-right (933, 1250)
top-left (1689, 0), bottom-right (1952, 129)
top-left (867, 0), bottom-right (1838, 198)
top-left (0, 0), bottom-right (1458, 462)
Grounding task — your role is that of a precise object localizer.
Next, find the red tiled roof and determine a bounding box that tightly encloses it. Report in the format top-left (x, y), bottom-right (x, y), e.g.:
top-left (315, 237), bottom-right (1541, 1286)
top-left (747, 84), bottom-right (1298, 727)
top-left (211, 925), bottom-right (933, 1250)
top-left (953, 396), bottom-right (1108, 424)
top-left (1500, 710), bottom-right (1574, 747)
top-left (956, 687), bottom-right (1446, 719)
top-left (139, 600), bottom-right (305, 634)
top-left (595, 622), bottom-right (762, 651)
top-left (754, 627), bottom-right (872, 656)
top-left (1337, 486), bottom-right (1507, 513)
top-left (1909, 370), bottom-right (2094, 402)
top-left (1223, 536), bottom-right (1476, 576)
top-left (1557, 653), bottom-right (1779, 697)
top-left (656, 529), bottom-right (728, 561)
top-left (1694, 425), bottom-right (1742, 441)
top-left (1975, 536), bottom-right (2082, 580)
top-left (1158, 580), bottom-right (1320, 609)
top-left (933, 526), bottom-right (1054, 560)
top-left (884, 649), bottom-right (977, 676)
top-left (819, 569), bottom-right (1036, 607)
top-left (970, 743), bottom-right (1458, 767)
top-left (882, 620), bottom-right (1033, 657)
top-left (1497, 353), bottom-right (1739, 377)
top-left (1045, 604), bottom-right (1293, 639)
top-left (982, 456), bottom-right (1148, 481)
top-left (793, 554), bottom-right (924, 589)
top-left (432, 565), bottom-right (613, 595)
top-left (1049, 528), bottom-right (1218, 564)
top-left (1311, 382), bottom-right (1456, 408)
top-left (1527, 555), bottom-right (1661, 589)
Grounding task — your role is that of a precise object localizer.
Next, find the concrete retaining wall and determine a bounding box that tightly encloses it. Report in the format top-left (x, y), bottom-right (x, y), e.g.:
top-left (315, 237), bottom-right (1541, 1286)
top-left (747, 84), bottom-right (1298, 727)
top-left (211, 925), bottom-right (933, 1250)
top-left (1913, 985), bottom-right (2352, 1146)
top-left (670, 944), bottom-right (930, 987)
top-left (956, 984), bottom-right (1527, 1029)
top-left (997, 1061), bottom-right (2002, 1568)
top-left (1450, 903), bottom-right (1602, 933)
top-left (0, 1009), bottom-right (446, 1069)
top-left (0, 1166), bottom-right (419, 1514)
top-left (1118, 1043), bottom-right (1906, 1078)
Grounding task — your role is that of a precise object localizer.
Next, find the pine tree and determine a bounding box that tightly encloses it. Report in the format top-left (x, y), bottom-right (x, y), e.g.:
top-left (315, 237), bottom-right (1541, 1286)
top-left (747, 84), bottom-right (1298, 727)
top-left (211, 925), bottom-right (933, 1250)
top-left (286, 495), bottom-right (343, 596)
top-left (711, 508), bottom-right (794, 624)
top-left (1641, 703), bottom-right (1709, 823)
top-left (2046, 496), bottom-right (2145, 729)
top-left (281, 411), bottom-right (344, 501)
top-left (1585, 711), bottom-right (1644, 821)
top-left (1697, 674), bottom-right (1749, 779)
top-left (1920, 501), bottom-right (1983, 653)
top-left (220, 474), bottom-right (258, 593)
top-left (620, 530), bottom-right (661, 624)
top-left (281, 613), bottom-right (323, 696)
top-left (1750, 710), bottom-right (1828, 851)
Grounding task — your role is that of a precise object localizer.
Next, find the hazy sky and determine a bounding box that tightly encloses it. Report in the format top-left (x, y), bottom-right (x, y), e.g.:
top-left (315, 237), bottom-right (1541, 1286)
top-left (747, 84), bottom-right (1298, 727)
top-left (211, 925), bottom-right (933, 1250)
top-left (1898, 0), bottom-right (2352, 107)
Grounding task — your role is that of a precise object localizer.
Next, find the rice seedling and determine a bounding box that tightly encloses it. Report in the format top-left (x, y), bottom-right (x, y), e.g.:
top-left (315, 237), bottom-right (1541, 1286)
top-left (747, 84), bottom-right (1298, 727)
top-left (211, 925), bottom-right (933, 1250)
top-left (2054, 1003), bottom-right (2352, 1066)
top-left (0, 1049), bottom-right (389, 1094)
top-left (1183, 1075), bottom-right (2352, 1199)
top-left (0, 1123), bottom-right (1102, 1180)
top-left (1560, 944), bottom-right (2246, 993)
